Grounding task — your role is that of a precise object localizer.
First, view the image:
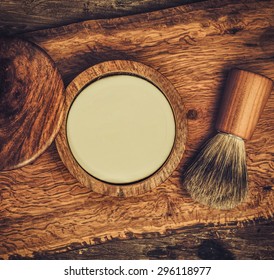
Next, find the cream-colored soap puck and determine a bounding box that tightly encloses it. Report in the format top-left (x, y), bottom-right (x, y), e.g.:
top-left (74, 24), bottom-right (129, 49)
top-left (56, 60), bottom-right (187, 197)
top-left (66, 75), bottom-right (175, 184)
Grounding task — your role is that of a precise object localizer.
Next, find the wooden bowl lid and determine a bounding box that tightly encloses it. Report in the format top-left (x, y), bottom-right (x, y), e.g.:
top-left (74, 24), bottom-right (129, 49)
top-left (56, 60), bottom-right (187, 197)
top-left (0, 37), bottom-right (65, 170)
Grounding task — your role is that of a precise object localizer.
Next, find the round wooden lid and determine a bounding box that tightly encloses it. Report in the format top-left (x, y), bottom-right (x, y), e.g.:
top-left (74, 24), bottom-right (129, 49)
top-left (0, 37), bottom-right (65, 170)
top-left (56, 60), bottom-right (187, 197)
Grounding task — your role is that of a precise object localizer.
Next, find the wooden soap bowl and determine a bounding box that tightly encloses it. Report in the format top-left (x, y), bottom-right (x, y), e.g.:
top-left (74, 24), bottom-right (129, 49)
top-left (55, 60), bottom-right (187, 197)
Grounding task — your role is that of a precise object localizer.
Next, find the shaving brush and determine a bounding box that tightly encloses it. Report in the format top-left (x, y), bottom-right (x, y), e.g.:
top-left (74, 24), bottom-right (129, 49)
top-left (184, 69), bottom-right (273, 210)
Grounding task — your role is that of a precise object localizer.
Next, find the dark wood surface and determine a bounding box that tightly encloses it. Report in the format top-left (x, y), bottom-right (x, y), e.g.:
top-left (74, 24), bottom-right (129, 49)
top-left (0, 0), bottom-right (274, 260)
top-left (9, 218), bottom-right (274, 260)
top-left (0, 0), bottom-right (204, 35)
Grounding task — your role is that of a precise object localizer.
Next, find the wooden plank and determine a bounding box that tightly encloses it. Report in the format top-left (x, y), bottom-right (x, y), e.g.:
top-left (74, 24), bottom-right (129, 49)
top-left (8, 219), bottom-right (274, 260)
top-left (0, 0), bottom-right (274, 259)
top-left (0, 0), bottom-right (204, 35)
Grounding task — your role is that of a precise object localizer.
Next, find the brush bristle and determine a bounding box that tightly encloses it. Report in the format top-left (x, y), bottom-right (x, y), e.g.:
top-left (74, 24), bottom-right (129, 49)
top-left (184, 133), bottom-right (247, 210)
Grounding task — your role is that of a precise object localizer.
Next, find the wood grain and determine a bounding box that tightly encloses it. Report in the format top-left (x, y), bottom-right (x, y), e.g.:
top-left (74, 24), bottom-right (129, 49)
top-left (216, 69), bottom-right (273, 140)
top-left (9, 219), bottom-right (274, 260)
top-left (0, 37), bottom-right (65, 170)
top-left (56, 60), bottom-right (187, 196)
top-left (0, 0), bottom-right (204, 35)
top-left (0, 0), bottom-right (274, 259)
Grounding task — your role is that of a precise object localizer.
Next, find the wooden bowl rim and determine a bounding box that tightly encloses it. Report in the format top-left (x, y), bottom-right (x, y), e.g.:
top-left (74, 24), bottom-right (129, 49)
top-left (55, 60), bottom-right (187, 197)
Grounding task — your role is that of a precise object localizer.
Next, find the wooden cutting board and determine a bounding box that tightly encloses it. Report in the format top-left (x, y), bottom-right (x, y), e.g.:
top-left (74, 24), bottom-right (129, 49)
top-left (1, 0), bottom-right (274, 259)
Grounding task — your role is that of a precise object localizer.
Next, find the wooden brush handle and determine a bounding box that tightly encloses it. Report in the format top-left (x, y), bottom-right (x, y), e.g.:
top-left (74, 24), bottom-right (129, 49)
top-left (216, 69), bottom-right (273, 140)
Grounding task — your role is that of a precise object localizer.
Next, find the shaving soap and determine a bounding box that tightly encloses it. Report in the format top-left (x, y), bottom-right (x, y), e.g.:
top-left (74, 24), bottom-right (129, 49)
top-left (66, 75), bottom-right (175, 184)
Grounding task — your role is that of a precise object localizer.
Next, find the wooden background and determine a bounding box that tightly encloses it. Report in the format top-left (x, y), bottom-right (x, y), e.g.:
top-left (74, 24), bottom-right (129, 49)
top-left (0, 0), bottom-right (203, 35)
top-left (0, 0), bottom-right (274, 260)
